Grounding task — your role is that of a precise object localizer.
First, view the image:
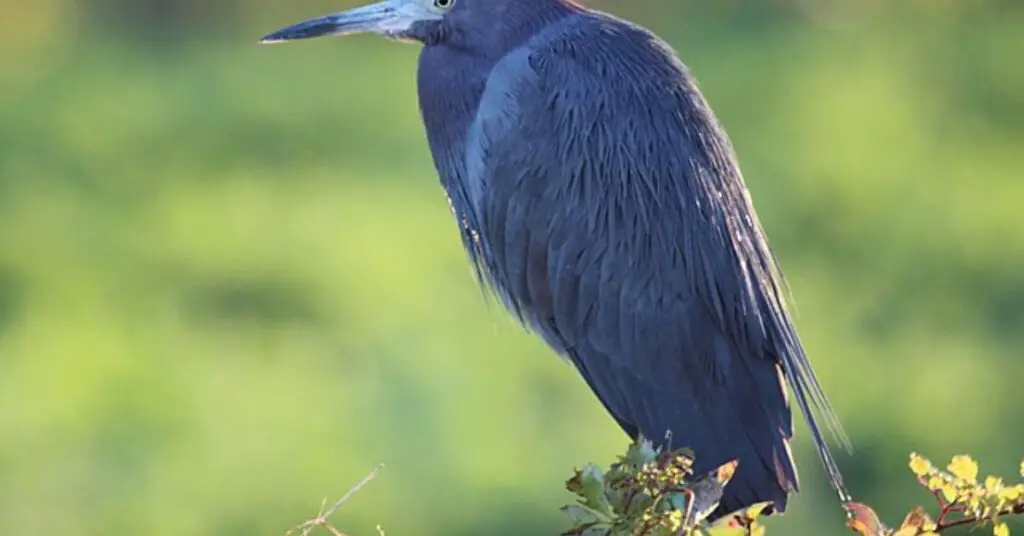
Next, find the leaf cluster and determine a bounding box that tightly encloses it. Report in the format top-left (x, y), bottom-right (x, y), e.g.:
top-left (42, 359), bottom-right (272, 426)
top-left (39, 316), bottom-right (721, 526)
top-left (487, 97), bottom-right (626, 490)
top-left (560, 439), bottom-right (771, 536)
top-left (895, 453), bottom-right (1023, 535)
top-left (844, 453), bottom-right (1023, 536)
top-left (561, 442), bottom-right (1024, 536)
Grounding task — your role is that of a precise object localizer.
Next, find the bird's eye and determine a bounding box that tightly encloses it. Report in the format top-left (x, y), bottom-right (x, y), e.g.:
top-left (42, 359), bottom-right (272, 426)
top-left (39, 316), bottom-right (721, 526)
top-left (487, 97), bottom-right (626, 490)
top-left (433, 0), bottom-right (454, 9)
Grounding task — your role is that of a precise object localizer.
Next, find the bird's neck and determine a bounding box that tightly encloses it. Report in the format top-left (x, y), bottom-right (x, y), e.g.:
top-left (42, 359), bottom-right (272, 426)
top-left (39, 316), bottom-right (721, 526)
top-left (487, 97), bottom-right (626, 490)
top-left (415, 0), bottom-right (584, 233)
top-left (415, 46), bottom-right (490, 225)
top-left (415, 0), bottom-right (583, 184)
top-left (416, 47), bottom-right (488, 143)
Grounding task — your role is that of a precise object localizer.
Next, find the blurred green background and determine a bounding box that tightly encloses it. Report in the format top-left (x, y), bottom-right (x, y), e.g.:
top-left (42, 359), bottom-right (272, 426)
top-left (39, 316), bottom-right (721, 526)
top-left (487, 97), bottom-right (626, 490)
top-left (1, 0), bottom-right (1022, 534)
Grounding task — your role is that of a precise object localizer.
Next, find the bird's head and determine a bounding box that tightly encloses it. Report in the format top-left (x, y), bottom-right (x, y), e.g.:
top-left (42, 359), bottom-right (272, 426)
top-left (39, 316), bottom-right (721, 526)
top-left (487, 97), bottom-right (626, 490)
top-left (259, 0), bottom-right (457, 46)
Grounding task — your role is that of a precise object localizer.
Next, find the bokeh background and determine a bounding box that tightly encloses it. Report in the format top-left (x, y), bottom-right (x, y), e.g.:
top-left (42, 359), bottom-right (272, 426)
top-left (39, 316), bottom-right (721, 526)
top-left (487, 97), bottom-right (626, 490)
top-left (1, 0), bottom-right (1021, 534)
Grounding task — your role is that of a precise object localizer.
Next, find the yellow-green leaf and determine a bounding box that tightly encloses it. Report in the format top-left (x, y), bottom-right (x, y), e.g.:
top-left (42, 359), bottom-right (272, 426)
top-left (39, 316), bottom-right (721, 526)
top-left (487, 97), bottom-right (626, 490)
top-left (909, 453), bottom-right (931, 477)
top-left (743, 501), bottom-right (774, 520)
top-left (985, 476), bottom-right (1003, 493)
top-left (993, 521), bottom-right (1009, 536)
top-left (997, 485), bottom-right (1022, 502)
top-left (940, 483), bottom-right (958, 503)
top-left (948, 455), bottom-right (979, 482)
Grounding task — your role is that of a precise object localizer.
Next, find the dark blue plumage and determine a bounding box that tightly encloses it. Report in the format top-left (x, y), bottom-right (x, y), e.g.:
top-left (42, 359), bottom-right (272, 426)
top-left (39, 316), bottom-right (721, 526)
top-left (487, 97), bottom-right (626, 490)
top-left (262, 0), bottom-right (850, 521)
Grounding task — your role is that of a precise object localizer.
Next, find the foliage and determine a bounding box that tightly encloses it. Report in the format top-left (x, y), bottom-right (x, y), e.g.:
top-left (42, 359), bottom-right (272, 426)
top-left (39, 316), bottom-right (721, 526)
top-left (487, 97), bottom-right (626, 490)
top-left (556, 443), bottom-right (1024, 536)
top-left (286, 448), bottom-right (1024, 536)
top-left (558, 439), bottom-right (768, 536)
top-left (844, 452), bottom-right (1024, 535)
top-left (291, 447), bottom-right (1024, 536)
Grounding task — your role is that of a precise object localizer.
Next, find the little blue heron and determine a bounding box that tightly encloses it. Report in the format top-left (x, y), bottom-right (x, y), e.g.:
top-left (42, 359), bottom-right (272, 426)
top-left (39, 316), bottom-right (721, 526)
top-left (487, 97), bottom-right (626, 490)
top-left (261, 0), bottom-right (851, 520)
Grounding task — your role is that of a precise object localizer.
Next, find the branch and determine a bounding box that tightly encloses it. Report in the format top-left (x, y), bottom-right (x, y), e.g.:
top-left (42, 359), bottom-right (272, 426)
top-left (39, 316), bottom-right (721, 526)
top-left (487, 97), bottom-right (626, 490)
top-left (286, 464), bottom-right (386, 536)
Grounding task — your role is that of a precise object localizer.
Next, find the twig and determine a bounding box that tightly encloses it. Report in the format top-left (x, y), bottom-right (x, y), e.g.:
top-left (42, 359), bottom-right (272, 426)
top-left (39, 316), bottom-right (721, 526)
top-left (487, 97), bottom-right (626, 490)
top-left (285, 463), bottom-right (386, 536)
top-left (934, 503), bottom-right (1024, 533)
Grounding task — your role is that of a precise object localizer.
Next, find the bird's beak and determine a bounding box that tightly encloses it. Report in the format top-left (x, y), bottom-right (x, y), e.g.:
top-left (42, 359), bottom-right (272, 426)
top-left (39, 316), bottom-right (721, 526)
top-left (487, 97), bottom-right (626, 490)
top-left (259, 0), bottom-right (440, 43)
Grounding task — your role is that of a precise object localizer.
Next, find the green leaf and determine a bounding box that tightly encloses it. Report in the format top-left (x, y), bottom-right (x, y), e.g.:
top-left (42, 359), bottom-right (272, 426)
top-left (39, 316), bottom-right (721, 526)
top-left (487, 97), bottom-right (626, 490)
top-left (562, 504), bottom-right (604, 526)
top-left (624, 438), bottom-right (659, 467)
top-left (578, 463), bottom-right (616, 517)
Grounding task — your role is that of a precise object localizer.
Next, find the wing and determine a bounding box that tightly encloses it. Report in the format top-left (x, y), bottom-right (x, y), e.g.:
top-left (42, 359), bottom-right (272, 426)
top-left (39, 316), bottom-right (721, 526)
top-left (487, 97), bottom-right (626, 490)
top-left (465, 14), bottom-right (849, 512)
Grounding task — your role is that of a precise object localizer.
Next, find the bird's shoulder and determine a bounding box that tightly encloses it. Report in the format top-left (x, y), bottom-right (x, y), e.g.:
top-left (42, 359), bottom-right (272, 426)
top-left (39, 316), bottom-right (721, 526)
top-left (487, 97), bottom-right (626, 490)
top-left (476, 11), bottom-right (714, 158)
top-left (522, 12), bottom-right (693, 97)
top-left (474, 11), bottom-right (715, 174)
top-left (482, 12), bottom-right (693, 105)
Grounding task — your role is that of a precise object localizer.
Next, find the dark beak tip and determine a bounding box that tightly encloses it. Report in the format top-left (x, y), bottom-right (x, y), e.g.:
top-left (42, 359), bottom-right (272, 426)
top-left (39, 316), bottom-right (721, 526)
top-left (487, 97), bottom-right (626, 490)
top-left (258, 31), bottom-right (290, 44)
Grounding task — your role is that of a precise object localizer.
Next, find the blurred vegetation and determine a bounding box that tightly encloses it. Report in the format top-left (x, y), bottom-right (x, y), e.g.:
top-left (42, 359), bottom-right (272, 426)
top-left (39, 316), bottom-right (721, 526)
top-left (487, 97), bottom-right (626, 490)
top-left (0, 0), bottom-right (1021, 535)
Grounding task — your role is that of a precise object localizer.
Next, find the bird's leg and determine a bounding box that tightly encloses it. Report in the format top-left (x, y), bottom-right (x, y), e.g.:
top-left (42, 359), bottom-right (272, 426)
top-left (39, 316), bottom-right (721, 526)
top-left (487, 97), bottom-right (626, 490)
top-left (678, 487), bottom-right (696, 534)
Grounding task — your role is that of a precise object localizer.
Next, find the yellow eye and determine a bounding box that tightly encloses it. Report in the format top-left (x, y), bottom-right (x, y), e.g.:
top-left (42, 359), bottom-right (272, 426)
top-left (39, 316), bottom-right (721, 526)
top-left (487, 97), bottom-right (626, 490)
top-left (434, 0), bottom-right (454, 9)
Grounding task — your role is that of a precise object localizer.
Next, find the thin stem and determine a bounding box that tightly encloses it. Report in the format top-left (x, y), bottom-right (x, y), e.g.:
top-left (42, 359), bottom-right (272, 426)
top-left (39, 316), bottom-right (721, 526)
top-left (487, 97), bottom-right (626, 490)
top-left (285, 464), bottom-right (386, 536)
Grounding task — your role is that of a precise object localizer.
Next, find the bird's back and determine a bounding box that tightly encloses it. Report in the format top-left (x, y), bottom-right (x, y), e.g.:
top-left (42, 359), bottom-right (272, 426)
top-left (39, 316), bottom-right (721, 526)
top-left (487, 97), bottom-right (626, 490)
top-left (420, 7), bottom-right (848, 519)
